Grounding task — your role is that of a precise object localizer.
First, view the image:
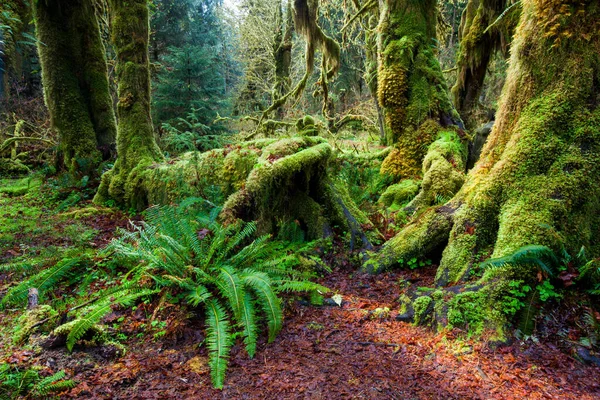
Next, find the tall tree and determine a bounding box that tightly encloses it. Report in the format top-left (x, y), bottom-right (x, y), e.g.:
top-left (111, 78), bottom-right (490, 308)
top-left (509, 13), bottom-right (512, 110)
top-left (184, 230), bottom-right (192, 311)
top-left (95, 0), bottom-right (163, 209)
top-left (0, 0), bottom-right (31, 99)
top-left (366, 0), bottom-right (600, 336)
top-left (376, 0), bottom-right (463, 181)
top-left (32, 0), bottom-right (116, 174)
top-left (273, 0), bottom-right (293, 103)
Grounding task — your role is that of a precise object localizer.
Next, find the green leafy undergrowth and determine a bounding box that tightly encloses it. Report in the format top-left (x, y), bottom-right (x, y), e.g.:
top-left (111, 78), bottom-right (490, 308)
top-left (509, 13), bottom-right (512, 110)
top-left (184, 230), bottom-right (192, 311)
top-left (103, 199), bottom-right (328, 388)
top-left (0, 363), bottom-right (76, 399)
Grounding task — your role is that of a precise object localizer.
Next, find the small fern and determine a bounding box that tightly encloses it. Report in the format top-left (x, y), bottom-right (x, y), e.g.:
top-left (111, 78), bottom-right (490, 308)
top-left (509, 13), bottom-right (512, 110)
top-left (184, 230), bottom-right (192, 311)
top-left (480, 245), bottom-right (559, 276)
top-left (105, 201), bottom-right (327, 388)
top-left (0, 363), bottom-right (75, 399)
top-left (55, 287), bottom-right (158, 352)
top-left (0, 257), bottom-right (85, 308)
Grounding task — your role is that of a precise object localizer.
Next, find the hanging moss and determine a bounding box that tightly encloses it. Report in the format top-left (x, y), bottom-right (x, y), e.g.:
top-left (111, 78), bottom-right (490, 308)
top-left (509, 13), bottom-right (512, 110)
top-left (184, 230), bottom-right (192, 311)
top-left (33, 0), bottom-right (116, 174)
top-left (366, 0), bottom-right (600, 335)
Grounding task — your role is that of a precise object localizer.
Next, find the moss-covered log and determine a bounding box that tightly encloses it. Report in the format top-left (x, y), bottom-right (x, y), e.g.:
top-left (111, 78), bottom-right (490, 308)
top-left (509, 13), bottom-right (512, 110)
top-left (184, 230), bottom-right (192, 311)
top-left (94, 0), bottom-right (164, 209)
top-left (451, 0), bottom-right (518, 129)
top-left (366, 0), bottom-right (600, 337)
top-left (33, 0), bottom-right (116, 173)
top-left (144, 136), bottom-right (372, 246)
top-left (376, 0), bottom-right (462, 179)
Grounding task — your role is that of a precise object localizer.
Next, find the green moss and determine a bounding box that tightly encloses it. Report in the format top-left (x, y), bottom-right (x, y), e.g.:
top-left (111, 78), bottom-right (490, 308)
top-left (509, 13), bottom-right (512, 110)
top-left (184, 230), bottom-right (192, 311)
top-left (413, 295), bottom-right (433, 326)
top-left (0, 159), bottom-right (30, 180)
top-left (13, 305), bottom-right (59, 345)
top-left (379, 180), bottom-right (420, 208)
top-left (33, 0), bottom-right (116, 174)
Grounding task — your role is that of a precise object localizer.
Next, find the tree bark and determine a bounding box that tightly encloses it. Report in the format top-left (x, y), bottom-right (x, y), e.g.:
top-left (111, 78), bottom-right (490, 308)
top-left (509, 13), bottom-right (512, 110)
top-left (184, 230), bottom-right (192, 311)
top-left (273, 0), bottom-right (294, 106)
top-left (366, 0), bottom-right (600, 337)
top-left (33, 0), bottom-right (117, 174)
top-left (376, 0), bottom-right (464, 181)
top-left (94, 0), bottom-right (164, 209)
top-left (451, 0), bottom-right (517, 130)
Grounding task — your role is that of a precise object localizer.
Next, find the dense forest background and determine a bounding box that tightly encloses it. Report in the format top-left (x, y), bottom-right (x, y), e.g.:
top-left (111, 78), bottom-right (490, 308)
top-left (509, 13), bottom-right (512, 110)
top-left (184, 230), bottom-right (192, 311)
top-left (1, 0), bottom-right (600, 397)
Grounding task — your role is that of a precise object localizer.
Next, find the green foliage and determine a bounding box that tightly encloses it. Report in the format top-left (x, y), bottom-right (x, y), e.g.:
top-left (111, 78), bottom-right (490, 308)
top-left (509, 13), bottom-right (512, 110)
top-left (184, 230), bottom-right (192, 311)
top-left (0, 364), bottom-right (75, 399)
top-left (0, 257), bottom-right (85, 308)
top-left (152, 0), bottom-right (238, 151)
top-left (501, 280), bottom-right (532, 316)
top-left (104, 200), bottom-right (327, 388)
top-left (481, 245), bottom-right (560, 277)
top-left (160, 108), bottom-right (230, 154)
top-left (397, 257), bottom-right (432, 270)
top-left (56, 286), bottom-right (158, 352)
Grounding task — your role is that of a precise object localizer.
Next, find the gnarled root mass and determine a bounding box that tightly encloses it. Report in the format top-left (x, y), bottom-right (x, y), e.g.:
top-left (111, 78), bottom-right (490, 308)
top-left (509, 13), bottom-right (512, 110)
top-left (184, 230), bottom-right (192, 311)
top-left (365, 0), bottom-right (600, 338)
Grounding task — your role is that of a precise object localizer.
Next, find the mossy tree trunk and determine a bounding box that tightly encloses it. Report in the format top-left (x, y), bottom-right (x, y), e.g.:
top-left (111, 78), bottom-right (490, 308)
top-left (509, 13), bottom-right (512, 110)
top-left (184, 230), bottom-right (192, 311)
top-left (0, 0), bottom-right (30, 99)
top-left (33, 0), bottom-right (117, 174)
top-left (366, 0), bottom-right (600, 336)
top-left (451, 0), bottom-right (517, 129)
top-left (273, 0), bottom-right (293, 105)
top-left (376, 0), bottom-right (467, 213)
top-left (377, 0), bottom-right (462, 178)
top-left (94, 0), bottom-right (164, 209)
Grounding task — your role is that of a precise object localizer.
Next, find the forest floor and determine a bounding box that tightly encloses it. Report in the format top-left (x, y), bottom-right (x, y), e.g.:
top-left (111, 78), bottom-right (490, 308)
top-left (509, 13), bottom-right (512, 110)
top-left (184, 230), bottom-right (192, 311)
top-left (2, 176), bottom-right (600, 399)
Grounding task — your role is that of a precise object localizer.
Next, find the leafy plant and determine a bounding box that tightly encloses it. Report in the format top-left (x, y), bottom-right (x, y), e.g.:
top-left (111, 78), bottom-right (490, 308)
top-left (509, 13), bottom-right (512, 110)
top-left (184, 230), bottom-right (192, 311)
top-left (0, 257), bottom-right (85, 308)
top-left (104, 201), bottom-right (327, 388)
top-left (480, 245), bottom-right (560, 276)
top-left (160, 108), bottom-right (230, 154)
top-left (56, 285), bottom-right (158, 352)
top-left (0, 363), bottom-right (75, 399)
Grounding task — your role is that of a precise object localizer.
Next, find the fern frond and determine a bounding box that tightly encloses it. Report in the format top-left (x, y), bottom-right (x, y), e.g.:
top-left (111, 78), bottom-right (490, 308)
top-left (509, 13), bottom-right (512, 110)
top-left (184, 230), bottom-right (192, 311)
top-left (32, 370), bottom-right (76, 396)
top-left (481, 245), bottom-right (558, 276)
top-left (215, 266), bottom-right (246, 320)
top-left (65, 288), bottom-right (158, 351)
top-left (0, 257), bottom-right (84, 308)
top-left (227, 234), bottom-right (272, 269)
top-left (241, 270), bottom-right (282, 342)
top-left (240, 292), bottom-right (258, 358)
top-left (205, 299), bottom-right (233, 389)
top-left (216, 222), bottom-right (257, 263)
top-left (186, 284), bottom-right (212, 306)
top-left (276, 280), bottom-right (329, 294)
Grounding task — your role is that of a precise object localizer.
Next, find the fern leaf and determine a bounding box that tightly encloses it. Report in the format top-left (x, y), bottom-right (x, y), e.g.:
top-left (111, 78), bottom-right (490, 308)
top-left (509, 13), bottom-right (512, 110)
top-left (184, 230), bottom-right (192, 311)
top-left (32, 370), bottom-right (76, 396)
top-left (216, 266), bottom-right (245, 320)
top-left (241, 270), bottom-right (282, 342)
top-left (240, 292), bottom-right (258, 358)
top-left (186, 284), bottom-right (212, 306)
top-left (205, 299), bottom-right (233, 389)
top-left (0, 257), bottom-right (83, 308)
top-left (65, 288), bottom-right (157, 351)
top-left (277, 280), bottom-right (329, 294)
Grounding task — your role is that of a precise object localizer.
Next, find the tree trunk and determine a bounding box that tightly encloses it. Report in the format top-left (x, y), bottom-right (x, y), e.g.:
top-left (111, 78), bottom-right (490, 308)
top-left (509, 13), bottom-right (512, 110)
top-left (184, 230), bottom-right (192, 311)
top-left (273, 0), bottom-right (293, 107)
top-left (33, 0), bottom-right (117, 174)
top-left (366, 0), bottom-right (600, 337)
top-left (451, 0), bottom-right (517, 130)
top-left (378, 0), bottom-right (460, 149)
top-left (0, 0), bottom-right (30, 99)
top-left (94, 0), bottom-right (164, 209)
top-left (377, 0), bottom-right (462, 175)
top-left (376, 0), bottom-right (467, 212)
